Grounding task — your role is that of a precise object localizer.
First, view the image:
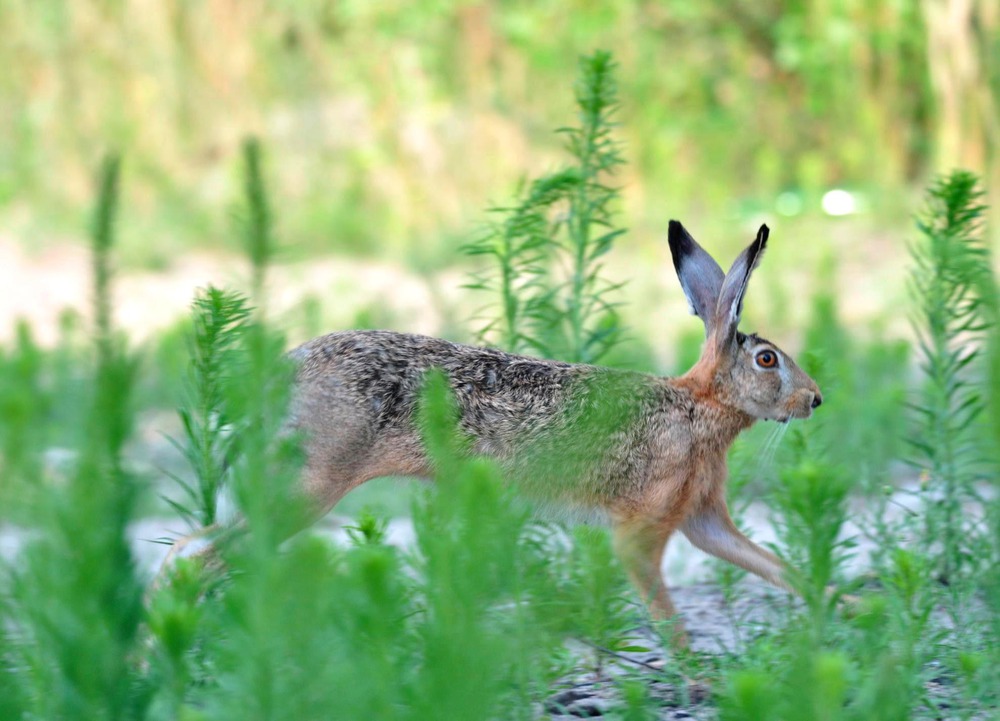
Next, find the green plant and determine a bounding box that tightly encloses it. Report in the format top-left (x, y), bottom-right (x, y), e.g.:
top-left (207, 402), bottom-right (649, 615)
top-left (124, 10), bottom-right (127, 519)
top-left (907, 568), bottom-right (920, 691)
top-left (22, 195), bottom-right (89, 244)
top-left (0, 594), bottom-right (22, 718)
top-left (240, 137), bottom-right (275, 306)
top-left (769, 430), bottom-right (854, 631)
top-left (144, 557), bottom-right (206, 717)
top-left (718, 551), bottom-right (932, 721)
top-left (553, 50), bottom-right (626, 363)
top-left (151, 313), bottom-right (317, 719)
top-left (553, 525), bottom-right (636, 667)
top-left (466, 171), bottom-right (579, 355)
top-left (92, 154), bottom-right (120, 361)
top-left (0, 322), bottom-right (49, 508)
top-left (466, 50), bottom-right (626, 364)
top-left (4, 152), bottom-right (149, 719)
top-left (168, 287), bottom-right (252, 528)
top-left (164, 136), bottom-right (278, 530)
top-left (343, 507), bottom-right (390, 546)
top-left (798, 266), bottom-right (911, 493)
top-left (907, 170), bottom-right (994, 584)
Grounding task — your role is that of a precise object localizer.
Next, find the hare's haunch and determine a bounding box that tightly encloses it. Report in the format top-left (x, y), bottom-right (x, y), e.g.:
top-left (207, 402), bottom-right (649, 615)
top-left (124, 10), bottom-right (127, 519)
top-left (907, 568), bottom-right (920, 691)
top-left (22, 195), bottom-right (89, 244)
top-left (163, 221), bottom-right (822, 646)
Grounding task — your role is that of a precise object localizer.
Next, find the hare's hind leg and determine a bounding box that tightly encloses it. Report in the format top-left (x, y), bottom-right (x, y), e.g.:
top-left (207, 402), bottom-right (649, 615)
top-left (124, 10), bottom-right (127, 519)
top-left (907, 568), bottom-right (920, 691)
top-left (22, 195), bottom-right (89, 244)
top-left (153, 427), bottom-right (430, 594)
top-left (611, 517), bottom-right (687, 647)
top-left (147, 522), bottom-right (238, 599)
top-left (151, 462), bottom-right (371, 593)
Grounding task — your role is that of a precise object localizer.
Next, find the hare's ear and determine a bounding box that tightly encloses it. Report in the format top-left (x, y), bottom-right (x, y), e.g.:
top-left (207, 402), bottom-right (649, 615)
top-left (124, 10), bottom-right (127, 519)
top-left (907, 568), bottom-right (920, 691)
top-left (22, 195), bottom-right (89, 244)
top-left (711, 224), bottom-right (769, 348)
top-left (668, 220), bottom-right (725, 337)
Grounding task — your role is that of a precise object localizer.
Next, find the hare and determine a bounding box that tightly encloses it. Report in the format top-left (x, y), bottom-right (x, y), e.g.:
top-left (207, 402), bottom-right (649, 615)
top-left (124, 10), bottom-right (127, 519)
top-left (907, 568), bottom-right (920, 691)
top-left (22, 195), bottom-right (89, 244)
top-left (164, 220), bottom-right (821, 644)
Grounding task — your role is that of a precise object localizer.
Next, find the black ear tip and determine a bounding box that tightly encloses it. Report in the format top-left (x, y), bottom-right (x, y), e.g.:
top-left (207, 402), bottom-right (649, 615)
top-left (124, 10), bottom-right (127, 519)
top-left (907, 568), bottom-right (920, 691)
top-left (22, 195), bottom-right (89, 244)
top-left (667, 220), bottom-right (692, 268)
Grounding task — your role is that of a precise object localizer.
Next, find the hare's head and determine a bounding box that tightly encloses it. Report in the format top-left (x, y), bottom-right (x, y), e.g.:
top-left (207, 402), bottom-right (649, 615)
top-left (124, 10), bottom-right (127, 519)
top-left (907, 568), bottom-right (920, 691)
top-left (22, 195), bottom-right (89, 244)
top-left (668, 221), bottom-right (822, 423)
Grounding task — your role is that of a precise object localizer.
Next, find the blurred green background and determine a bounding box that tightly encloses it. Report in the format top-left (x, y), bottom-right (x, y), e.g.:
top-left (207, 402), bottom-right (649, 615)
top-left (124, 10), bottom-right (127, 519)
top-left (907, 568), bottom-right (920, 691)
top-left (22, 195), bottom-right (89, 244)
top-left (1, 0), bottom-right (998, 357)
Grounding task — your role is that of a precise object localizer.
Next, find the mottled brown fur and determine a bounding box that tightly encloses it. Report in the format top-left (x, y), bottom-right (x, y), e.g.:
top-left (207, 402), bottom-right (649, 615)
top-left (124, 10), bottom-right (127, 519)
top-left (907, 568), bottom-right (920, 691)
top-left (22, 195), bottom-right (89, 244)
top-left (160, 221), bottom-right (821, 646)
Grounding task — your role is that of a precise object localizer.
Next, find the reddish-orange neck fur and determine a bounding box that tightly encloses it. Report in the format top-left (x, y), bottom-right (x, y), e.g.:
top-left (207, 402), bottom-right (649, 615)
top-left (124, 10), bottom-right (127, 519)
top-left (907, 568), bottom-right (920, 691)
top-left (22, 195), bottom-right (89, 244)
top-left (670, 355), bottom-right (754, 449)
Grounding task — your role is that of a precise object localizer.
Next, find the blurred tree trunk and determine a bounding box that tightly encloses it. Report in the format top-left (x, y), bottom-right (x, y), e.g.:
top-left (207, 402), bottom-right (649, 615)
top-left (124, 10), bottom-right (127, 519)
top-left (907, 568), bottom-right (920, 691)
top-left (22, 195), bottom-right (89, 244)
top-left (921, 0), bottom-right (1000, 197)
top-left (458, 3), bottom-right (495, 103)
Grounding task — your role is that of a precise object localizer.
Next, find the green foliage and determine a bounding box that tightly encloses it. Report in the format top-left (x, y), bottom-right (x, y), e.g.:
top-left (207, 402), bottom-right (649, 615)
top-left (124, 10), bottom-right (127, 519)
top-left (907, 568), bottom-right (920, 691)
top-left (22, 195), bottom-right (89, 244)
top-left (976, 249), bottom-right (1000, 475)
top-left (466, 170), bottom-right (579, 355)
top-left (3, 153), bottom-right (148, 720)
top-left (145, 558), bottom-right (205, 716)
top-left (240, 137), bottom-right (274, 305)
top-left (224, 321), bottom-right (307, 550)
top-left (91, 153), bottom-right (121, 358)
top-left (556, 50), bottom-right (627, 363)
top-left (5, 1), bottom-right (995, 269)
top-left (0, 316), bottom-right (97, 518)
top-left (10, 452), bottom-right (147, 719)
top-left (722, 651), bottom-right (852, 721)
top-left (719, 578), bottom-right (927, 721)
top-left (907, 170), bottom-right (994, 582)
top-left (343, 508), bottom-right (390, 547)
top-left (467, 51), bottom-right (626, 364)
top-left (619, 680), bottom-right (656, 721)
top-left (770, 433), bottom-right (853, 625)
top-left (0, 598), bottom-right (22, 718)
top-left (169, 287), bottom-right (252, 527)
top-left (411, 431), bottom-right (532, 716)
top-left (150, 310), bottom-right (316, 719)
top-left (0, 322), bottom-right (49, 500)
top-left (799, 267), bottom-right (911, 490)
top-left (542, 525), bottom-right (635, 657)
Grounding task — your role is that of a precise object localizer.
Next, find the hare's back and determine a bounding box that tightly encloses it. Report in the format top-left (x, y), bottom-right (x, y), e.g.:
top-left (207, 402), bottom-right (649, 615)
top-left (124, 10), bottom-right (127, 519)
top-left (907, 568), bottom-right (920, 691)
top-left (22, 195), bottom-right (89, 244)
top-left (289, 330), bottom-right (699, 504)
top-left (289, 330), bottom-right (587, 438)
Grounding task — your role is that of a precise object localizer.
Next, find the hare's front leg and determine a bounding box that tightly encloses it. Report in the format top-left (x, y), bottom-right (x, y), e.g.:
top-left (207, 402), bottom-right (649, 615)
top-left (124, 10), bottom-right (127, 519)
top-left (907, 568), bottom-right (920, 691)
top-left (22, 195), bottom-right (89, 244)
top-left (680, 493), bottom-right (793, 593)
top-left (611, 517), bottom-right (687, 646)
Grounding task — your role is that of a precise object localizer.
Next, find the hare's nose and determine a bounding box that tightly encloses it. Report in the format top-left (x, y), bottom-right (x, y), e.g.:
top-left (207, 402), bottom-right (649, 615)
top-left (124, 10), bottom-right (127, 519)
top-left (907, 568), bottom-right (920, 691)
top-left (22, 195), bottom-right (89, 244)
top-left (811, 392), bottom-right (823, 409)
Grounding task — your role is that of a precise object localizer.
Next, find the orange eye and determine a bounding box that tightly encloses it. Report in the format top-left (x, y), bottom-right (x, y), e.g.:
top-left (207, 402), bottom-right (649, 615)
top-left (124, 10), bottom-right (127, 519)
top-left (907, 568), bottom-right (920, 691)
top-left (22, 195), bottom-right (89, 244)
top-left (755, 350), bottom-right (778, 368)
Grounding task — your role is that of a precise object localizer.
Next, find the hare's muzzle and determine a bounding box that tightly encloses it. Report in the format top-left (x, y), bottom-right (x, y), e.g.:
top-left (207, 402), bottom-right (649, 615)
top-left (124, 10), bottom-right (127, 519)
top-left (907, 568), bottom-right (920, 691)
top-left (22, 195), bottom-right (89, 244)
top-left (786, 387), bottom-right (822, 420)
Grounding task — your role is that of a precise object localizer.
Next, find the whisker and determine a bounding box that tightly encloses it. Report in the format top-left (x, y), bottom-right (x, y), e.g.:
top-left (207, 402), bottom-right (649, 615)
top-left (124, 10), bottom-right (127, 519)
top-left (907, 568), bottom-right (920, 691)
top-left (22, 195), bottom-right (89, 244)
top-left (758, 422), bottom-right (789, 471)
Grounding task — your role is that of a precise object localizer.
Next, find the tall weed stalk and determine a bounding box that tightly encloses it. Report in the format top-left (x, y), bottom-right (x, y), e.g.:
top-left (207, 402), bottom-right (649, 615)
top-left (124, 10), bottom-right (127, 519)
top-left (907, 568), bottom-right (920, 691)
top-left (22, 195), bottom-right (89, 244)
top-left (92, 154), bottom-right (119, 365)
top-left (5, 153), bottom-right (148, 718)
top-left (907, 170), bottom-right (993, 584)
top-left (241, 137), bottom-right (274, 308)
top-left (165, 136), bottom-right (275, 527)
top-left (168, 287), bottom-right (251, 527)
top-left (0, 322), bottom-right (50, 509)
top-left (770, 431), bottom-right (853, 631)
top-left (466, 51), bottom-right (626, 363)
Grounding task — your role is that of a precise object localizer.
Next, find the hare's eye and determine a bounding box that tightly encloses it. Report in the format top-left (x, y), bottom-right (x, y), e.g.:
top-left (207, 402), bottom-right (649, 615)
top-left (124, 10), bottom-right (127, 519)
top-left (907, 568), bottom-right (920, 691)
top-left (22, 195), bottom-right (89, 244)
top-left (755, 350), bottom-right (778, 368)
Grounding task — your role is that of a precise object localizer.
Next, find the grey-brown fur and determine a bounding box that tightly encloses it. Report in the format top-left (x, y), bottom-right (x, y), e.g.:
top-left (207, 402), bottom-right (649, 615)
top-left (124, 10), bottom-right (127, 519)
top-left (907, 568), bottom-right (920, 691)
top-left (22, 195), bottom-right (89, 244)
top-left (161, 221), bottom-right (822, 646)
top-left (291, 330), bottom-right (689, 510)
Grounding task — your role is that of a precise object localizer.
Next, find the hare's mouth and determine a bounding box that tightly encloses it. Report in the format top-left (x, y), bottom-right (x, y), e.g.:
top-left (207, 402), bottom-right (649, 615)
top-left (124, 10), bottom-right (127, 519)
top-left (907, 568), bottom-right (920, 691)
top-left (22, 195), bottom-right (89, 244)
top-left (776, 407), bottom-right (812, 423)
top-left (784, 407), bottom-right (815, 422)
